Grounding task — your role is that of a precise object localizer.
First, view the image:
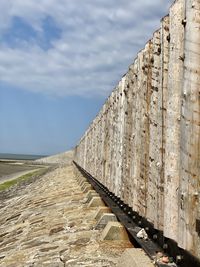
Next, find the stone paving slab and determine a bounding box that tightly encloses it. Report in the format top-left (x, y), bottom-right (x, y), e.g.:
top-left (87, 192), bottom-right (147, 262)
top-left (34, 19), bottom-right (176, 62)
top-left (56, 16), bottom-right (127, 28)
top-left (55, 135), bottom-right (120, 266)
top-left (0, 165), bottom-right (132, 266)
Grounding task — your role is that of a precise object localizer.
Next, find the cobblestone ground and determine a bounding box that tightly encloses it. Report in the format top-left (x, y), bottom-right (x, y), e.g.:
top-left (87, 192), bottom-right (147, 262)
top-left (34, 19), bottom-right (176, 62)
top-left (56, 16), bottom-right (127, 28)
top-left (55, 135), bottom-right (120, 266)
top-left (0, 165), bottom-right (132, 267)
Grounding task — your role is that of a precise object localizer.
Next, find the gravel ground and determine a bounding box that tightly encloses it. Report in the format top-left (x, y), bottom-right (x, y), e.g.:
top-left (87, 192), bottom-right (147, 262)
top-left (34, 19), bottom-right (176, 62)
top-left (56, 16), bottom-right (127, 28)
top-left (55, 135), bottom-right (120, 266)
top-left (0, 164), bottom-right (132, 267)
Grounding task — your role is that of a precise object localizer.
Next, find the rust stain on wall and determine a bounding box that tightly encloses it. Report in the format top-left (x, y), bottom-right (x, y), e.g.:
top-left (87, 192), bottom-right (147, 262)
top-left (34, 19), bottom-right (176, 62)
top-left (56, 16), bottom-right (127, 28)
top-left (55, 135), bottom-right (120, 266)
top-left (74, 0), bottom-right (200, 260)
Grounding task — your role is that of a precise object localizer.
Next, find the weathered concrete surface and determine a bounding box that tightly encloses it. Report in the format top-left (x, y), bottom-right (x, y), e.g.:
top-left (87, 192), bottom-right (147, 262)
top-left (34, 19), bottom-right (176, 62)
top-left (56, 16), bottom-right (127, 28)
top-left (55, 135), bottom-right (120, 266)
top-left (74, 0), bottom-right (200, 260)
top-left (94, 207), bottom-right (112, 221)
top-left (95, 213), bottom-right (117, 230)
top-left (178, 0), bottom-right (200, 253)
top-left (84, 190), bottom-right (99, 203)
top-left (116, 248), bottom-right (154, 267)
top-left (0, 165), bottom-right (132, 266)
top-left (100, 222), bottom-right (130, 241)
top-left (87, 196), bottom-right (105, 207)
top-left (163, 0), bottom-right (185, 242)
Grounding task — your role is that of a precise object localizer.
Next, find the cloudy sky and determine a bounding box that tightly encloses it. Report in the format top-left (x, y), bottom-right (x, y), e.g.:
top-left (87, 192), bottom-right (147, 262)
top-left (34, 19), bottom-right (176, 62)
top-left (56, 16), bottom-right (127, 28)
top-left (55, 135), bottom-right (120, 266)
top-left (0, 0), bottom-right (173, 156)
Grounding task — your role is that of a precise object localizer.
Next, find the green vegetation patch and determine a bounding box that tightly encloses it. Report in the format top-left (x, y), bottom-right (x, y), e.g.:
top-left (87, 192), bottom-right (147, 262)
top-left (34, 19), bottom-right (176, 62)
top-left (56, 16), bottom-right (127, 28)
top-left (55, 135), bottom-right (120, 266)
top-left (0, 168), bottom-right (46, 191)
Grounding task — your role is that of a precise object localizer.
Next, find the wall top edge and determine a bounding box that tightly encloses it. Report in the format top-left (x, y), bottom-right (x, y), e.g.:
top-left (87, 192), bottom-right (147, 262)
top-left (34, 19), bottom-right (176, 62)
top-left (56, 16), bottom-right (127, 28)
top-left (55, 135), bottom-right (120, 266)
top-left (76, 1), bottom-right (178, 144)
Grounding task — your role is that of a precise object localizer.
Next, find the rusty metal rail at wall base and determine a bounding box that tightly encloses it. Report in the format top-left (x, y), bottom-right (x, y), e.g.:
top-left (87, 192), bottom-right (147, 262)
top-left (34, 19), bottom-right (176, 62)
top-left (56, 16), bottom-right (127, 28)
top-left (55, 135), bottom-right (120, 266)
top-left (73, 161), bottom-right (200, 267)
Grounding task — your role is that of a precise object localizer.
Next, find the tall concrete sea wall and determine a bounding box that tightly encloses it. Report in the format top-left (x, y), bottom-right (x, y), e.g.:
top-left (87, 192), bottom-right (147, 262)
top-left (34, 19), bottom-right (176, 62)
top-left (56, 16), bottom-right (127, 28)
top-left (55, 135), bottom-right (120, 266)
top-left (74, 0), bottom-right (200, 259)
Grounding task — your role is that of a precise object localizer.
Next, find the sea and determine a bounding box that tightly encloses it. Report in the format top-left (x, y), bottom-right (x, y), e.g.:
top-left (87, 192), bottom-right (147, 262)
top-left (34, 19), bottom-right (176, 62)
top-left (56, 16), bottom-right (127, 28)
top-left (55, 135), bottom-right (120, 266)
top-left (0, 153), bottom-right (47, 161)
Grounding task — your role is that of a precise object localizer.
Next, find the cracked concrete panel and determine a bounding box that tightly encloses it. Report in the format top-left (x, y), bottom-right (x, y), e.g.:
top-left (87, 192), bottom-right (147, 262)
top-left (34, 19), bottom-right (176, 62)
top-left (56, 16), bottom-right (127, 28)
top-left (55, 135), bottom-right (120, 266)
top-left (121, 63), bottom-right (137, 206)
top-left (116, 76), bottom-right (127, 199)
top-left (159, 14), bottom-right (170, 231)
top-left (108, 91), bottom-right (115, 193)
top-left (178, 0), bottom-right (200, 256)
top-left (147, 29), bottom-right (162, 229)
top-left (163, 0), bottom-right (185, 242)
top-left (110, 89), bottom-right (119, 196)
top-left (74, 0), bottom-right (200, 260)
top-left (137, 42), bottom-right (153, 219)
top-left (129, 56), bottom-right (141, 213)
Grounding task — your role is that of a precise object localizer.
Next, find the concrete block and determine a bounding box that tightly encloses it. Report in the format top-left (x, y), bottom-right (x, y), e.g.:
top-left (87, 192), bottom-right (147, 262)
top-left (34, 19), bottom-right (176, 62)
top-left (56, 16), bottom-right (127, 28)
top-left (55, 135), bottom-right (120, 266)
top-left (85, 190), bottom-right (99, 203)
top-left (82, 184), bottom-right (93, 193)
top-left (77, 176), bottom-right (84, 183)
top-left (85, 190), bottom-right (97, 198)
top-left (77, 175), bottom-right (84, 181)
top-left (79, 180), bottom-right (88, 187)
top-left (75, 172), bottom-right (81, 178)
top-left (75, 172), bottom-right (83, 180)
top-left (81, 182), bottom-right (90, 190)
top-left (88, 197), bottom-right (105, 208)
top-left (78, 179), bottom-right (86, 186)
top-left (100, 221), bottom-right (129, 241)
top-left (116, 248), bottom-right (154, 267)
top-left (95, 213), bottom-right (117, 229)
top-left (93, 207), bottom-right (111, 221)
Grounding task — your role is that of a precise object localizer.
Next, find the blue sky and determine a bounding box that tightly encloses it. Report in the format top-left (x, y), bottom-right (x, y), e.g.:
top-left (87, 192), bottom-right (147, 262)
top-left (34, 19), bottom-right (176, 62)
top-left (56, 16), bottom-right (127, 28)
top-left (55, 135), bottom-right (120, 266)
top-left (0, 0), bottom-right (172, 155)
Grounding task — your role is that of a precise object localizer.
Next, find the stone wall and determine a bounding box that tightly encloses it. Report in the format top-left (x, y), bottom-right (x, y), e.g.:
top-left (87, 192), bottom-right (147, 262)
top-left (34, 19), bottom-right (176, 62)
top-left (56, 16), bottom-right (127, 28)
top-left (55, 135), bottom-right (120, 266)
top-left (74, 0), bottom-right (200, 259)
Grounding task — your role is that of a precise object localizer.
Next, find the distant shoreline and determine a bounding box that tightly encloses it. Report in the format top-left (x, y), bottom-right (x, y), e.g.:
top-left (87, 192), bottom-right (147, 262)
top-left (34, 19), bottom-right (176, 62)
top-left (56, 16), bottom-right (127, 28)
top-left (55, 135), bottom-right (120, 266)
top-left (0, 168), bottom-right (43, 184)
top-left (0, 159), bottom-right (47, 185)
top-left (0, 153), bottom-right (47, 161)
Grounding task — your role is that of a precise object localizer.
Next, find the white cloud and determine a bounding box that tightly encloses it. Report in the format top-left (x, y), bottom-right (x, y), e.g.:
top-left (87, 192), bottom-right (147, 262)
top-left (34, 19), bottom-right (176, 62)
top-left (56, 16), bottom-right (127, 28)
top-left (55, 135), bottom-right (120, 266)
top-left (0, 0), bottom-right (173, 97)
